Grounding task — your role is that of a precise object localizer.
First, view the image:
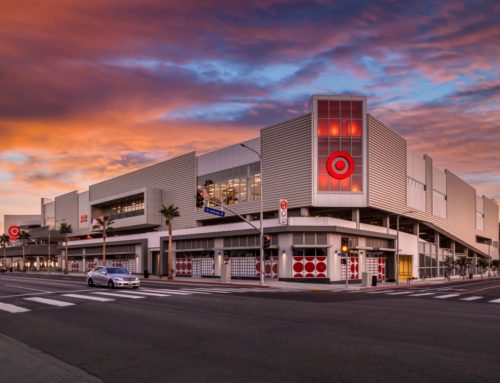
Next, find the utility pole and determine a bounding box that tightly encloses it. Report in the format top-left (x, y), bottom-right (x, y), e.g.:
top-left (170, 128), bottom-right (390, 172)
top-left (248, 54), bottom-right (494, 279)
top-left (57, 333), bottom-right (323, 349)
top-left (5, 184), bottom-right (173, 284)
top-left (240, 143), bottom-right (265, 286)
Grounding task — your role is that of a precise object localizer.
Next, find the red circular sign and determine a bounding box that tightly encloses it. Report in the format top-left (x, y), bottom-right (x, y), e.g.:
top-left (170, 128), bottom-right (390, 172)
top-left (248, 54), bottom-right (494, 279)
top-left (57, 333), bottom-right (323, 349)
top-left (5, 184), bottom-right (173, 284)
top-left (8, 225), bottom-right (21, 240)
top-left (280, 200), bottom-right (288, 210)
top-left (326, 151), bottom-right (355, 179)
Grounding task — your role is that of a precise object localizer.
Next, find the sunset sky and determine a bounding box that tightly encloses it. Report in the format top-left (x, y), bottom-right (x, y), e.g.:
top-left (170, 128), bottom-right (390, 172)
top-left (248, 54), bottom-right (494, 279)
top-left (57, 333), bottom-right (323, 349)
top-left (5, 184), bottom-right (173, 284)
top-left (1, 0), bottom-right (499, 232)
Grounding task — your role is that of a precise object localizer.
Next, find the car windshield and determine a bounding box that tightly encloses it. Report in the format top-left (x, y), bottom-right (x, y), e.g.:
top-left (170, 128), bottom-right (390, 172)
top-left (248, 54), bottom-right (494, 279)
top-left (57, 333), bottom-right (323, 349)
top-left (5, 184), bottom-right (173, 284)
top-left (105, 267), bottom-right (129, 274)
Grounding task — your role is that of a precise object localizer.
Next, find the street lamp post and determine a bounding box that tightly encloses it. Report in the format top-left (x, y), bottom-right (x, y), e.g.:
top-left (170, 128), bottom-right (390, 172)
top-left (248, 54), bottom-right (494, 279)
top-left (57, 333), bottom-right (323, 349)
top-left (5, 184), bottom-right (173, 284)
top-left (240, 143), bottom-right (265, 286)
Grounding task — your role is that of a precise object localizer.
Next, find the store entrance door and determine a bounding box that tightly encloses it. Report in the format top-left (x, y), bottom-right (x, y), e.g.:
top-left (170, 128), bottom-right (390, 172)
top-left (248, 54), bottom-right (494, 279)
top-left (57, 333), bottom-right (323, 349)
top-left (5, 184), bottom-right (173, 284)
top-left (399, 255), bottom-right (413, 281)
top-left (151, 251), bottom-right (160, 276)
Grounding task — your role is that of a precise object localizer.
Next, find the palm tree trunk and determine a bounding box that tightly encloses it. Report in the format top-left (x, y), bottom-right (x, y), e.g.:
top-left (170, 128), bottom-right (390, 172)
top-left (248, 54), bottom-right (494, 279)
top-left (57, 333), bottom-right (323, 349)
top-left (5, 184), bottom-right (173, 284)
top-left (168, 223), bottom-right (173, 280)
top-left (64, 234), bottom-right (69, 274)
top-left (102, 231), bottom-right (107, 266)
top-left (22, 242), bottom-right (26, 272)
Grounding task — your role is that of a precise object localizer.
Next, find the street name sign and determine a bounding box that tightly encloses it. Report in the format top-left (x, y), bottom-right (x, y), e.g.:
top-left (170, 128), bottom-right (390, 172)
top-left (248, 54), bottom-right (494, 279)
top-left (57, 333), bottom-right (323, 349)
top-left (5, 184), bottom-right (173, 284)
top-left (204, 206), bottom-right (226, 217)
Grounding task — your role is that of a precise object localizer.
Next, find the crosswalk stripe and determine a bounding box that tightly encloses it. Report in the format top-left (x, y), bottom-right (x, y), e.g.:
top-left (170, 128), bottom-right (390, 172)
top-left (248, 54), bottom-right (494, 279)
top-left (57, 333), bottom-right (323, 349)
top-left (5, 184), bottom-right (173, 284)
top-left (459, 296), bottom-right (483, 301)
top-left (386, 291), bottom-right (414, 295)
top-left (0, 302), bottom-right (31, 313)
top-left (62, 294), bottom-right (115, 302)
top-left (183, 288), bottom-right (233, 293)
top-left (140, 289), bottom-right (192, 295)
top-left (119, 291), bottom-right (169, 297)
top-left (488, 298), bottom-right (500, 304)
top-left (93, 292), bottom-right (145, 299)
top-left (409, 293), bottom-right (436, 297)
top-left (177, 289), bottom-right (213, 294)
top-left (24, 297), bottom-right (75, 307)
top-left (434, 294), bottom-right (460, 299)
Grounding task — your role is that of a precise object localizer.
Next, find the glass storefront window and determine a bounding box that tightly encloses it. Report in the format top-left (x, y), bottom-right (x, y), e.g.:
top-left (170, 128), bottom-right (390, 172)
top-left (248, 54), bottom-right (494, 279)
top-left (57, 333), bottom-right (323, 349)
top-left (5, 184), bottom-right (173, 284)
top-left (198, 162), bottom-right (261, 206)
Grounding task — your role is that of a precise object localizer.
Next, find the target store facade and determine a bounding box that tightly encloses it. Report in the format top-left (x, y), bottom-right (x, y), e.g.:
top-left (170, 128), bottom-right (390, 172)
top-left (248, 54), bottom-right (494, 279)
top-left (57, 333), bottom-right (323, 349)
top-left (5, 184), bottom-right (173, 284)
top-left (6, 95), bottom-right (497, 282)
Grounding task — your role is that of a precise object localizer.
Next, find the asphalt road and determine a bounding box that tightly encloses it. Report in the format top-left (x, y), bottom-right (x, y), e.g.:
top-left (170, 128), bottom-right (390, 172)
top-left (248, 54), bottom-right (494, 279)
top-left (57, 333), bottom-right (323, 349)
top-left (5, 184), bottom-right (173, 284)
top-left (1, 273), bottom-right (500, 383)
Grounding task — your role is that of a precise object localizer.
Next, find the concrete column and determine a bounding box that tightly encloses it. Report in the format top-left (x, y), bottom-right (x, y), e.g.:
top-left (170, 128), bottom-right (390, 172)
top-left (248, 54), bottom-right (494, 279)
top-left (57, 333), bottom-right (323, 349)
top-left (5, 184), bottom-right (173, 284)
top-left (300, 207), bottom-right (309, 217)
top-left (383, 216), bottom-right (390, 234)
top-left (413, 223), bottom-right (419, 237)
top-left (36, 256), bottom-right (40, 271)
top-left (278, 233), bottom-right (293, 279)
top-left (352, 209), bottom-right (360, 230)
top-left (213, 238), bottom-right (224, 277)
top-left (434, 232), bottom-right (440, 276)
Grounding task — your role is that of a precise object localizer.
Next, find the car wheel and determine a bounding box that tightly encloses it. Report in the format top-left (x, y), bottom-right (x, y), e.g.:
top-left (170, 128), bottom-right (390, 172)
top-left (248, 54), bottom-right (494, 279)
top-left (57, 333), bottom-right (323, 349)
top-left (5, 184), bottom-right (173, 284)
top-left (88, 278), bottom-right (94, 287)
top-left (108, 280), bottom-right (115, 289)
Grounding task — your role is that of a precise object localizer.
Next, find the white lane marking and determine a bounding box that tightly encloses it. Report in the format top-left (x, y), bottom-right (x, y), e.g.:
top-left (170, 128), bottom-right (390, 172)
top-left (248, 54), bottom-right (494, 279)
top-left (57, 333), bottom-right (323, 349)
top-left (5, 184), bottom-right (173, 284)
top-left (24, 297), bottom-right (75, 307)
top-left (185, 288), bottom-right (233, 293)
top-left (0, 302), bottom-right (31, 313)
top-left (141, 289), bottom-right (192, 295)
top-left (368, 290), bottom-right (398, 294)
top-left (92, 292), bottom-right (144, 299)
top-left (62, 294), bottom-right (115, 302)
top-left (434, 294), bottom-right (460, 299)
top-left (119, 291), bottom-right (169, 297)
top-left (459, 296), bottom-right (483, 301)
top-left (176, 289), bottom-right (211, 295)
top-left (488, 298), bottom-right (500, 304)
top-left (5, 284), bottom-right (52, 293)
top-left (409, 293), bottom-right (436, 297)
top-left (0, 289), bottom-right (90, 300)
top-left (0, 275), bottom-right (86, 287)
top-left (386, 291), bottom-right (414, 295)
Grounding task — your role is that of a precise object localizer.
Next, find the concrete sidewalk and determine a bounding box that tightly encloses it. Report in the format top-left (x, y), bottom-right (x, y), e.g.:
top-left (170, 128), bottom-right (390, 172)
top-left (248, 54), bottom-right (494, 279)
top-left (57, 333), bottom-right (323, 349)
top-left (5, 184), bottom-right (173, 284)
top-left (0, 333), bottom-right (102, 383)
top-left (139, 273), bottom-right (500, 291)
top-left (7, 270), bottom-right (500, 292)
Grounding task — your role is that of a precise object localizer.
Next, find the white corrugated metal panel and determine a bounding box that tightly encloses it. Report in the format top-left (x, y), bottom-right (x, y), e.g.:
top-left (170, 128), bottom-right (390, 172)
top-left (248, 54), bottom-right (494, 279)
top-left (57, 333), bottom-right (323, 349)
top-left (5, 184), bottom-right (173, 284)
top-left (475, 211), bottom-right (484, 231)
top-left (407, 151), bottom-right (425, 184)
top-left (367, 114), bottom-right (490, 256)
top-left (89, 152), bottom-right (197, 230)
top-left (476, 194), bottom-right (484, 213)
top-left (482, 197), bottom-right (499, 242)
top-left (43, 201), bottom-right (55, 224)
top-left (261, 114), bottom-right (313, 211)
top-left (77, 191), bottom-right (90, 233)
top-left (197, 138), bottom-right (260, 176)
top-left (432, 166), bottom-right (446, 194)
top-left (55, 191), bottom-right (78, 231)
top-left (424, 155), bottom-right (433, 214)
top-left (367, 115), bottom-right (407, 210)
top-left (407, 178), bottom-right (426, 212)
top-left (432, 191), bottom-right (447, 218)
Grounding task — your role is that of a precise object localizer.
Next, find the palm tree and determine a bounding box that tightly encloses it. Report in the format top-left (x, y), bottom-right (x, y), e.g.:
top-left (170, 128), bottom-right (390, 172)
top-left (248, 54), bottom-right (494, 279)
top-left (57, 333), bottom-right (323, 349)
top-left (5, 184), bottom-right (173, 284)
top-left (159, 204), bottom-right (180, 279)
top-left (59, 222), bottom-right (73, 274)
top-left (1, 234), bottom-right (10, 270)
top-left (92, 217), bottom-right (114, 266)
top-left (18, 230), bottom-right (31, 272)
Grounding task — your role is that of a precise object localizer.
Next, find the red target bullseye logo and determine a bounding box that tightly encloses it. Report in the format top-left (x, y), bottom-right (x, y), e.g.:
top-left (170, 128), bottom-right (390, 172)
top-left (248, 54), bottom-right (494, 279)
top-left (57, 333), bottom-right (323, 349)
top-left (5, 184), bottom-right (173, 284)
top-left (8, 225), bottom-right (21, 240)
top-left (326, 151), bottom-right (355, 179)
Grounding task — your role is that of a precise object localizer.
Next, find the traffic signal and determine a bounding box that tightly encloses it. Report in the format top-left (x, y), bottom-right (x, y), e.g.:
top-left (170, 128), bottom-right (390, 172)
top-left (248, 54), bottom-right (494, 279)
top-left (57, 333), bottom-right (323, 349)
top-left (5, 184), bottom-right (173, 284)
top-left (263, 235), bottom-right (271, 248)
top-left (341, 237), bottom-right (349, 254)
top-left (196, 190), bottom-right (204, 208)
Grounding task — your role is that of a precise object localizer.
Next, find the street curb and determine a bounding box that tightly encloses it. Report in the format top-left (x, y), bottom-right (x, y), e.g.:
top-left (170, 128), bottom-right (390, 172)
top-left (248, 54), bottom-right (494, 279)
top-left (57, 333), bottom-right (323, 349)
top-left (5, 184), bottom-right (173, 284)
top-left (140, 277), bottom-right (271, 288)
top-left (359, 276), bottom-right (500, 292)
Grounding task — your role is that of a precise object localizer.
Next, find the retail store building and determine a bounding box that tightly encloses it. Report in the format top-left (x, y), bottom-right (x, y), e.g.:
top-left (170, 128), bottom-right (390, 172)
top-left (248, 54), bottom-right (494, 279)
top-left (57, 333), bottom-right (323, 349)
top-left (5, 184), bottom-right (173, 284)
top-left (3, 95), bottom-right (499, 282)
